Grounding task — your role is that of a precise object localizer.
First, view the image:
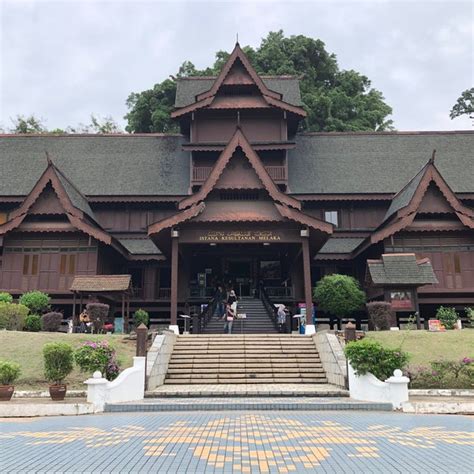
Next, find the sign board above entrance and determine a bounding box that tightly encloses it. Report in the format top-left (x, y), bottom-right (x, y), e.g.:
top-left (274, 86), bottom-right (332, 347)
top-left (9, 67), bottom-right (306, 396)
top-left (198, 231), bottom-right (282, 242)
top-left (178, 228), bottom-right (303, 244)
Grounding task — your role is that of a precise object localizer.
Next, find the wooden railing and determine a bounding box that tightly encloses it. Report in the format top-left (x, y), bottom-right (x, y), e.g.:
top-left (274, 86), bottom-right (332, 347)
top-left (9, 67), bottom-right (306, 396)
top-left (192, 166), bottom-right (213, 183)
top-left (265, 166), bottom-right (287, 182)
top-left (157, 288), bottom-right (171, 299)
top-left (265, 286), bottom-right (294, 298)
top-left (192, 165), bottom-right (287, 183)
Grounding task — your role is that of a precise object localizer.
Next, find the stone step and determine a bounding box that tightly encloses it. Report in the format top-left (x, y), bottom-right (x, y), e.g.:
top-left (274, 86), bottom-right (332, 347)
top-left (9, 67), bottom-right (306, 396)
top-left (164, 377), bottom-right (329, 384)
top-left (169, 355), bottom-right (320, 362)
top-left (168, 363), bottom-right (322, 369)
top-left (167, 369), bottom-right (326, 376)
top-left (105, 397), bottom-right (394, 412)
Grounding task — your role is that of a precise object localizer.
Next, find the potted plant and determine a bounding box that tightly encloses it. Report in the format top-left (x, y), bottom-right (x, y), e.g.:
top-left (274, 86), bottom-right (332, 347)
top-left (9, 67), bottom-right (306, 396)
top-left (43, 342), bottom-right (74, 401)
top-left (0, 360), bottom-right (21, 401)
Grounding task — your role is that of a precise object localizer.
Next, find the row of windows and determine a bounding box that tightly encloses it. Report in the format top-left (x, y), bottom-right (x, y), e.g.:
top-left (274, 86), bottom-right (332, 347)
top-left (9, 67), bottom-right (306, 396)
top-left (5, 247), bottom-right (95, 253)
top-left (22, 254), bottom-right (76, 276)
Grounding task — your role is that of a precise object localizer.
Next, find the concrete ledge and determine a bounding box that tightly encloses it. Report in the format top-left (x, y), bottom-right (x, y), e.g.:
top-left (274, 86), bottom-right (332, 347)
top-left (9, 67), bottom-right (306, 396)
top-left (0, 399), bottom-right (94, 417)
top-left (409, 389), bottom-right (474, 397)
top-left (403, 398), bottom-right (474, 414)
top-left (13, 390), bottom-right (86, 399)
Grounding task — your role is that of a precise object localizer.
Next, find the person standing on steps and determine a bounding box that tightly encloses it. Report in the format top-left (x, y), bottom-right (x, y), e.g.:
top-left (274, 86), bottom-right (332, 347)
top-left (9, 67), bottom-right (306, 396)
top-left (222, 303), bottom-right (235, 334)
top-left (277, 304), bottom-right (286, 333)
top-left (227, 289), bottom-right (238, 315)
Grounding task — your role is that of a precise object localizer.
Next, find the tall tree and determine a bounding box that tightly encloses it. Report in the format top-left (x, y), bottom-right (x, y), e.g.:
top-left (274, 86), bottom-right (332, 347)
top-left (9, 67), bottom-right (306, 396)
top-left (125, 31), bottom-right (393, 133)
top-left (450, 88), bottom-right (474, 120)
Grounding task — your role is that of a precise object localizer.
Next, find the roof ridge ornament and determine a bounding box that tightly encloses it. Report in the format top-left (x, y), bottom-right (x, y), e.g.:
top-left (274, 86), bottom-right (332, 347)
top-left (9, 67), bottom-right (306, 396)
top-left (45, 150), bottom-right (52, 166)
top-left (429, 149), bottom-right (436, 164)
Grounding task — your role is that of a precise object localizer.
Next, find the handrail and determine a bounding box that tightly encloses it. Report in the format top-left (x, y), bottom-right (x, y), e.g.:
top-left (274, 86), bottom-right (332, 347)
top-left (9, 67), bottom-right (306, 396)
top-left (191, 297), bottom-right (217, 334)
top-left (260, 287), bottom-right (279, 330)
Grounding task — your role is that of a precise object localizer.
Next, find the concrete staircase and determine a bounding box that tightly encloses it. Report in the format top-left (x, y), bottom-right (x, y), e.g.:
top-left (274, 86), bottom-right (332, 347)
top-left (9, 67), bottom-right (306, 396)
top-left (164, 334), bottom-right (327, 384)
top-left (202, 297), bottom-right (278, 334)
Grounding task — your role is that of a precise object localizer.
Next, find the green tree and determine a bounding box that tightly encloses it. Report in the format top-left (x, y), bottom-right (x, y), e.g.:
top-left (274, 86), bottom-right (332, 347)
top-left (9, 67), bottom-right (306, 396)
top-left (125, 31), bottom-right (393, 133)
top-left (313, 274), bottom-right (366, 320)
top-left (450, 88), bottom-right (474, 119)
top-left (10, 115), bottom-right (47, 134)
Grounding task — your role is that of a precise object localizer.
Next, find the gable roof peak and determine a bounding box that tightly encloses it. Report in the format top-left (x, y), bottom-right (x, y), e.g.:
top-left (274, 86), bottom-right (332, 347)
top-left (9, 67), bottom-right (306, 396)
top-left (178, 126), bottom-right (301, 211)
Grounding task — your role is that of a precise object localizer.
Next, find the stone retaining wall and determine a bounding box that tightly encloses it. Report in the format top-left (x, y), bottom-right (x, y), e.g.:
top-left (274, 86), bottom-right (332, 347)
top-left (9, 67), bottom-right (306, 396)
top-left (313, 331), bottom-right (347, 388)
top-left (146, 330), bottom-right (177, 389)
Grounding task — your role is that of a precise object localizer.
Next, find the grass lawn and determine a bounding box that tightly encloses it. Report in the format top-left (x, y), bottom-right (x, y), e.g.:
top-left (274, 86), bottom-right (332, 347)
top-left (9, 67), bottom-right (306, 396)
top-left (367, 329), bottom-right (474, 367)
top-left (0, 331), bottom-right (136, 390)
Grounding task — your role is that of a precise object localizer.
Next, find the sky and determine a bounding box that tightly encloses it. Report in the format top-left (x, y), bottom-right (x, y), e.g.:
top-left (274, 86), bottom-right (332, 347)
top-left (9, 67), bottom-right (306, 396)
top-left (0, 0), bottom-right (473, 132)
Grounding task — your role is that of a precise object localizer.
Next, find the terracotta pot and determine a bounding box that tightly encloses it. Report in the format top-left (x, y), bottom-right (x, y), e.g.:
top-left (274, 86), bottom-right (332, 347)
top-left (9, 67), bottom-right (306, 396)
top-left (0, 385), bottom-right (14, 401)
top-left (49, 384), bottom-right (67, 401)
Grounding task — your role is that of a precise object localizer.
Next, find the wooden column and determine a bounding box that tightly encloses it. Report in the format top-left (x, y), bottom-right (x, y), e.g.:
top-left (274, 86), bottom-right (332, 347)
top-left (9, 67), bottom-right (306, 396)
top-left (301, 236), bottom-right (313, 326)
top-left (170, 234), bottom-right (179, 327)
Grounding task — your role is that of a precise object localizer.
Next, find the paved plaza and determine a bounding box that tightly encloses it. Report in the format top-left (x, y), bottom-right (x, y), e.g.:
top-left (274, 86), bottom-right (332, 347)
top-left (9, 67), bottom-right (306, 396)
top-left (1, 411), bottom-right (473, 473)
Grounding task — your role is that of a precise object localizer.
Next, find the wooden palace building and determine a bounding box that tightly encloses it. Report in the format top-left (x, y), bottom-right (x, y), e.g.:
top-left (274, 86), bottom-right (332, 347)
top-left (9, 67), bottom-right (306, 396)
top-left (0, 43), bottom-right (473, 333)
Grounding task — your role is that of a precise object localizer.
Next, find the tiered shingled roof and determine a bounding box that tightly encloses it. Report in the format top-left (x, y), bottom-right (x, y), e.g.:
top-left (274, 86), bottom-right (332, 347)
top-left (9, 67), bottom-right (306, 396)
top-left (149, 128), bottom-right (333, 238)
top-left (0, 158), bottom-right (112, 244)
top-left (371, 154), bottom-right (474, 244)
top-left (367, 254), bottom-right (438, 286)
top-left (171, 43), bottom-right (306, 119)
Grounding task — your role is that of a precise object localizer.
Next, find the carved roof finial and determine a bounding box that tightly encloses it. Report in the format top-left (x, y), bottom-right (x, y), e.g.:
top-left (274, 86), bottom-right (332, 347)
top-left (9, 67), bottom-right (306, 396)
top-left (429, 149), bottom-right (436, 164)
top-left (45, 150), bottom-right (52, 166)
top-left (236, 33), bottom-right (239, 46)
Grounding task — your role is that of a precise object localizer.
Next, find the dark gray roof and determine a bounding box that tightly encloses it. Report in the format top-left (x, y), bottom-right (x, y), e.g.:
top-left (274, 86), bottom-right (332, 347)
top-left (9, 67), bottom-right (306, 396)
top-left (1, 132), bottom-right (473, 200)
top-left (318, 237), bottom-right (365, 254)
top-left (289, 132), bottom-right (474, 194)
top-left (175, 77), bottom-right (303, 108)
top-left (0, 135), bottom-right (190, 196)
top-left (367, 254), bottom-right (438, 286)
top-left (117, 238), bottom-right (162, 255)
top-left (382, 166), bottom-right (425, 221)
top-left (55, 168), bottom-right (96, 221)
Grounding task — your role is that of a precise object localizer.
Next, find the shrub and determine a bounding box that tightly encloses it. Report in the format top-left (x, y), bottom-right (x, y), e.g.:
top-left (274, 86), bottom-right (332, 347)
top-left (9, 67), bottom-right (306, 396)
top-left (0, 302), bottom-right (29, 330)
top-left (436, 306), bottom-right (458, 330)
top-left (465, 307), bottom-right (474, 327)
top-left (25, 314), bottom-right (41, 332)
top-left (19, 291), bottom-right (50, 314)
top-left (408, 358), bottom-right (474, 389)
top-left (345, 338), bottom-right (409, 381)
top-left (366, 302), bottom-right (395, 330)
top-left (0, 292), bottom-right (13, 304)
top-left (134, 309), bottom-right (149, 327)
top-left (86, 303), bottom-right (110, 333)
top-left (43, 342), bottom-right (74, 385)
top-left (74, 341), bottom-right (120, 381)
top-left (41, 312), bottom-right (63, 332)
top-left (314, 274), bottom-right (366, 320)
top-left (0, 360), bottom-right (21, 385)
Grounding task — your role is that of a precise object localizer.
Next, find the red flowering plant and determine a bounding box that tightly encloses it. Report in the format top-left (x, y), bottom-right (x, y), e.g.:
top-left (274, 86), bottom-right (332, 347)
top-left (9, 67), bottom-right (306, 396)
top-left (74, 340), bottom-right (120, 381)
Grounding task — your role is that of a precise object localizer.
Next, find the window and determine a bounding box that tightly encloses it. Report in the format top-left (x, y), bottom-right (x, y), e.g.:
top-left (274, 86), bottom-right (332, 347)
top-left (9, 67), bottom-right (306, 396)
top-left (324, 211), bottom-right (339, 227)
top-left (22, 254), bottom-right (38, 275)
top-left (60, 254), bottom-right (76, 275)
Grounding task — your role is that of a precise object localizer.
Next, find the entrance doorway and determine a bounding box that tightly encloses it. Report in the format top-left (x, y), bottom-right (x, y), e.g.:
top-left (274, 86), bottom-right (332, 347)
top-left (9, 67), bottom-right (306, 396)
top-left (226, 258), bottom-right (253, 297)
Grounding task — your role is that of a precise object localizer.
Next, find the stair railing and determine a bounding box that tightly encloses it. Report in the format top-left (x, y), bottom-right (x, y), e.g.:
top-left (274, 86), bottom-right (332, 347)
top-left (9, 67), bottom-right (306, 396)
top-left (259, 286), bottom-right (279, 331)
top-left (192, 297), bottom-right (218, 334)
